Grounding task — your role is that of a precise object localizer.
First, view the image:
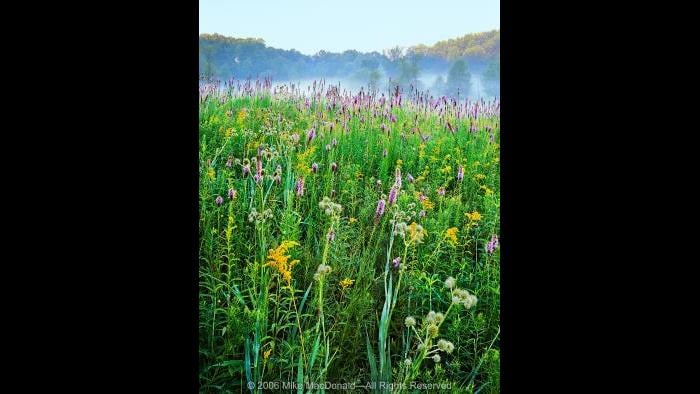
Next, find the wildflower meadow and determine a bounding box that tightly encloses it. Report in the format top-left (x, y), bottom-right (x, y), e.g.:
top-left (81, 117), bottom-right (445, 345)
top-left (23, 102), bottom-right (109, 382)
top-left (199, 79), bottom-right (500, 393)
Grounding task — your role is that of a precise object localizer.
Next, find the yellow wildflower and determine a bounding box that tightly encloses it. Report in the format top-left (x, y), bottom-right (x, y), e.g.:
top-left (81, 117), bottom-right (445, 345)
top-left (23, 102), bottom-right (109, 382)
top-left (445, 227), bottom-right (459, 246)
top-left (475, 174), bottom-right (486, 181)
top-left (265, 240), bottom-right (300, 285)
top-left (396, 159), bottom-right (403, 166)
top-left (236, 109), bottom-right (247, 127)
top-left (480, 185), bottom-right (494, 196)
top-left (466, 211), bottom-right (482, 222)
top-left (207, 167), bottom-right (215, 181)
top-left (421, 198), bottom-right (434, 211)
top-left (225, 127), bottom-right (234, 138)
top-left (349, 217), bottom-right (358, 223)
top-left (408, 222), bottom-right (427, 244)
top-left (339, 278), bottom-right (355, 291)
top-left (263, 349), bottom-right (272, 361)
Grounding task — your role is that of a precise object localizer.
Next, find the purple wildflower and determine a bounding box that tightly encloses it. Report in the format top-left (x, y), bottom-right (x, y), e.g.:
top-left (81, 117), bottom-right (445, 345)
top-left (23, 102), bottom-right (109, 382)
top-left (330, 162), bottom-right (338, 172)
top-left (327, 229), bottom-right (336, 242)
top-left (390, 114), bottom-right (397, 123)
top-left (311, 163), bottom-right (319, 173)
top-left (242, 164), bottom-right (251, 177)
top-left (295, 177), bottom-right (305, 196)
top-left (227, 188), bottom-right (236, 200)
top-left (407, 173), bottom-right (415, 183)
top-left (215, 196), bottom-right (224, 206)
top-left (486, 235), bottom-right (499, 254)
top-left (291, 133), bottom-right (300, 144)
top-left (253, 174), bottom-right (262, 184)
top-left (392, 256), bottom-right (401, 268)
top-left (437, 187), bottom-right (445, 196)
top-left (388, 186), bottom-right (398, 205)
top-left (457, 166), bottom-right (464, 181)
top-left (374, 199), bottom-right (386, 221)
top-left (332, 138), bottom-right (338, 147)
top-left (306, 127), bottom-right (316, 144)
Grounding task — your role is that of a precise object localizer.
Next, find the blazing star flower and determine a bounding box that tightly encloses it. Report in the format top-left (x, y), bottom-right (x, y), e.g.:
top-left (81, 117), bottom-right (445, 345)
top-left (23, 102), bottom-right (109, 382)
top-left (457, 166), bottom-right (464, 181)
top-left (388, 186), bottom-right (398, 205)
top-left (330, 162), bottom-right (338, 172)
top-left (242, 164), bottom-right (251, 177)
top-left (375, 199), bottom-right (386, 221)
top-left (253, 174), bottom-right (262, 184)
top-left (215, 196), bottom-right (224, 206)
top-left (486, 235), bottom-right (499, 254)
top-left (306, 127), bottom-right (316, 144)
top-left (311, 163), bottom-right (319, 173)
top-left (227, 188), bottom-right (236, 200)
top-left (392, 256), bottom-right (401, 268)
top-left (295, 177), bottom-right (305, 196)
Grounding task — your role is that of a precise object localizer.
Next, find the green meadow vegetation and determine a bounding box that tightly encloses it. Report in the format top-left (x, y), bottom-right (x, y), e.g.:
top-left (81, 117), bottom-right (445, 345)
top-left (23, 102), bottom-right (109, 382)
top-left (199, 80), bottom-right (500, 393)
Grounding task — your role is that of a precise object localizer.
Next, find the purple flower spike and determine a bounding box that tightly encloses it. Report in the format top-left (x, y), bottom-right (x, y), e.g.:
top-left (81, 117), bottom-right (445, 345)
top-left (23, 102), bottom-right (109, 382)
top-left (295, 178), bottom-right (305, 196)
top-left (374, 199), bottom-right (386, 221)
top-left (388, 186), bottom-right (398, 205)
top-left (242, 165), bottom-right (251, 177)
top-left (306, 127), bottom-right (316, 144)
top-left (330, 162), bottom-right (338, 172)
top-left (311, 163), bottom-right (319, 173)
top-left (327, 229), bottom-right (336, 242)
top-left (457, 166), bottom-right (464, 181)
top-left (215, 196), bottom-right (224, 206)
top-left (227, 188), bottom-right (236, 200)
top-left (392, 256), bottom-right (401, 268)
top-left (407, 174), bottom-right (415, 183)
top-left (486, 235), bottom-right (499, 254)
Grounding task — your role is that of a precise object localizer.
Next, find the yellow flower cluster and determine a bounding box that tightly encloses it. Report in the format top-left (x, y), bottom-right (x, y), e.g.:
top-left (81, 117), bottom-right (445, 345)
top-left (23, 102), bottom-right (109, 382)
top-left (207, 167), bottom-right (215, 181)
top-left (480, 185), bottom-right (494, 196)
top-left (421, 197), bottom-right (434, 210)
top-left (339, 278), bottom-right (355, 291)
top-left (349, 217), bottom-right (358, 223)
top-left (265, 240), bottom-right (300, 285)
top-left (408, 222), bottom-right (427, 244)
top-left (236, 109), bottom-right (247, 127)
top-left (295, 146), bottom-right (317, 176)
top-left (465, 211), bottom-right (482, 222)
top-left (445, 227), bottom-right (459, 246)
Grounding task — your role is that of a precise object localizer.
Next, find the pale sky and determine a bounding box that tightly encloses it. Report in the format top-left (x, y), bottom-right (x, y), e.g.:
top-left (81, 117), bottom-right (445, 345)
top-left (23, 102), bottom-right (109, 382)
top-left (199, 0), bottom-right (500, 55)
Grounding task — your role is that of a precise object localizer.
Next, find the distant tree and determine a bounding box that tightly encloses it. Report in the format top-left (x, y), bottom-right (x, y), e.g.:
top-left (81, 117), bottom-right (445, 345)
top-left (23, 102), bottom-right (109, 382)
top-left (384, 46), bottom-right (404, 63)
top-left (432, 75), bottom-right (446, 94)
top-left (446, 59), bottom-right (471, 97)
top-left (483, 61), bottom-right (500, 96)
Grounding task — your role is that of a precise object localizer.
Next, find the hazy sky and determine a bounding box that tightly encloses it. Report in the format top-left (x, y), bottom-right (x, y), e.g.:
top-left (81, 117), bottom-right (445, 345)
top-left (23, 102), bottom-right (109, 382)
top-left (199, 0), bottom-right (499, 55)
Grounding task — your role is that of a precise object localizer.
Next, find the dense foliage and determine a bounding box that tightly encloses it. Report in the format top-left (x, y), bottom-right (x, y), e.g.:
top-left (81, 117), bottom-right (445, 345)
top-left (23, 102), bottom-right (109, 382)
top-left (199, 79), bottom-right (500, 393)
